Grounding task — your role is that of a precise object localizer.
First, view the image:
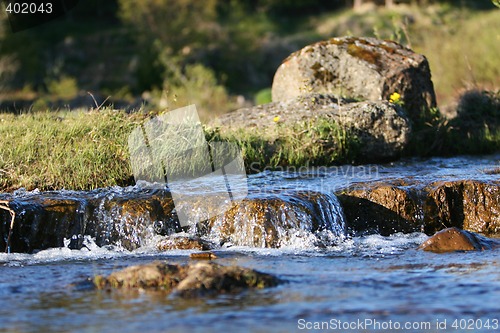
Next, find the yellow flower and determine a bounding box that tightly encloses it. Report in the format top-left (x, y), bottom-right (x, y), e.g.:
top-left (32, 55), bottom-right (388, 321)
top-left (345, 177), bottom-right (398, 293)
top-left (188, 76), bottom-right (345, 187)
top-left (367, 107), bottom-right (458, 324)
top-left (273, 116), bottom-right (281, 123)
top-left (389, 92), bottom-right (401, 103)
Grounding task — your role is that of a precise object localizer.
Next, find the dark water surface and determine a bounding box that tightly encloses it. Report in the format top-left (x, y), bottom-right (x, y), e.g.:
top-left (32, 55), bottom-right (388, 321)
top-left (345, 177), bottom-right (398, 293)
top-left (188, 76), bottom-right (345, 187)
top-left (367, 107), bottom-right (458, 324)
top-left (1, 155), bottom-right (499, 333)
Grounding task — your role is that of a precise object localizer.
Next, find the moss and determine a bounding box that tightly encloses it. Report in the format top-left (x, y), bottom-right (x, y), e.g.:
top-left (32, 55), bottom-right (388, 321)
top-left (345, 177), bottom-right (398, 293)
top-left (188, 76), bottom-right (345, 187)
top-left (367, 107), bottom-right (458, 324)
top-left (346, 43), bottom-right (380, 65)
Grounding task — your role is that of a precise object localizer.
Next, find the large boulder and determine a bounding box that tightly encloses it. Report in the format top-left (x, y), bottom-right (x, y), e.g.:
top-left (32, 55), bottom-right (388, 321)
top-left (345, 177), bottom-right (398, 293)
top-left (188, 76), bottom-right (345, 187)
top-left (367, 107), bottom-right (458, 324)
top-left (272, 37), bottom-right (436, 122)
top-left (212, 94), bottom-right (411, 162)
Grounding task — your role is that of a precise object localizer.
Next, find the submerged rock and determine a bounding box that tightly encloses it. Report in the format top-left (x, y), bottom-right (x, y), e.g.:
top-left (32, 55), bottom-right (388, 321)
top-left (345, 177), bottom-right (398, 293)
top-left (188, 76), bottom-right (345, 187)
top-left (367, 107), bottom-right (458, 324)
top-left (418, 227), bottom-right (500, 253)
top-left (94, 261), bottom-right (281, 296)
top-left (157, 235), bottom-right (215, 251)
top-left (213, 94), bottom-right (411, 161)
top-left (272, 36), bottom-right (436, 122)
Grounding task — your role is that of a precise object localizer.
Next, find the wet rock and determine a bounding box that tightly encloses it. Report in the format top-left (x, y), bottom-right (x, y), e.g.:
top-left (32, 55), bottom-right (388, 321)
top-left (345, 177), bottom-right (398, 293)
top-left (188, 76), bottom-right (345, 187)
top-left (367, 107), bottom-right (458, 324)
top-left (418, 227), bottom-right (500, 253)
top-left (174, 262), bottom-right (279, 297)
top-left (212, 94), bottom-right (411, 161)
top-left (0, 196), bottom-right (86, 253)
top-left (338, 183), bottom-right (422, 236)
top-left (337, 179), bottom-right (500, 237)
top-left (272, 37), bottom-right (436, 123)
top-left (424, 180), bottom-right (500, 235)
top-left (94, 261), bottom-right (188, 291)
top-left (94, 261), bottom-right (280, 296)
top-left (157, 236), bottom-right (215, 251)
top-left (189, 252), bottom-right (217, 260)
top-left (0, 188), bottom-right (180, 253)
top-left (201, 191), bottom-right (345, 248)
top-left (91, 190), bottom-right (180, 250)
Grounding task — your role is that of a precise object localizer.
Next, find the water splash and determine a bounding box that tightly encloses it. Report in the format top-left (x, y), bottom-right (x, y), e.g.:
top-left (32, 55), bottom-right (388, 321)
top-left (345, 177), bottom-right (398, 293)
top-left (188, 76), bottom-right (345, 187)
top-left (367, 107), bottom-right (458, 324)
top-left (204, 191), bottom-right (346, 248)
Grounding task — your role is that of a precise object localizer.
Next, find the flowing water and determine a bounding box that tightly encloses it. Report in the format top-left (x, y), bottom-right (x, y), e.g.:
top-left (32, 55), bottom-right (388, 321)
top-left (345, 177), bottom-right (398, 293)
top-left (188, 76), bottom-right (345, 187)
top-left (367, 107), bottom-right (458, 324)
top-left (1, 155), bottom-right (499, 333)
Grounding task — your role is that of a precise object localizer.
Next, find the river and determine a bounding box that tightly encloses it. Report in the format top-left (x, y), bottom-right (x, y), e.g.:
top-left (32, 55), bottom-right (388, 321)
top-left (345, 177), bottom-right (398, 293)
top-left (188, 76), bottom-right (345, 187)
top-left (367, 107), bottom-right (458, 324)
top-left (1, 154), bottom-right (499, 333)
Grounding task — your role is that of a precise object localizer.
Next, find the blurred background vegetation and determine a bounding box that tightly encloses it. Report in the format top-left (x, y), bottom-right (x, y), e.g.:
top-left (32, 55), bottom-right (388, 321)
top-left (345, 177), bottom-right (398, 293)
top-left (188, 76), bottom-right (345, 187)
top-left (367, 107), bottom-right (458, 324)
top-left (0, 0), bottom-right (498, 121)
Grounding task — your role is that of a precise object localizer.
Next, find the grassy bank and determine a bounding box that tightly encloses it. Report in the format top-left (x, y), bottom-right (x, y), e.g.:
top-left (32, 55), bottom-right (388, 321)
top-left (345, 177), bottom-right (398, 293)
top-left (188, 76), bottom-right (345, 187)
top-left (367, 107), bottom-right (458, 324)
top-left (1, 88), bottom-right (498, 192)
top-left (207, 117), bottom-right (360, 172)
top-left (0, 109), bottom-right (142, 191)
top-left (0, 109), bottom-right (360, 191)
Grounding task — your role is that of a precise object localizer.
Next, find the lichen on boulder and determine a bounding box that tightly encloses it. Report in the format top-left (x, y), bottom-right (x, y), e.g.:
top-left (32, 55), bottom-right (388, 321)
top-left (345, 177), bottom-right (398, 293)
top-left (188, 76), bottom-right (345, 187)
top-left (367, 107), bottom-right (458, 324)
top-left (272, 36), bottom-right (437, 123)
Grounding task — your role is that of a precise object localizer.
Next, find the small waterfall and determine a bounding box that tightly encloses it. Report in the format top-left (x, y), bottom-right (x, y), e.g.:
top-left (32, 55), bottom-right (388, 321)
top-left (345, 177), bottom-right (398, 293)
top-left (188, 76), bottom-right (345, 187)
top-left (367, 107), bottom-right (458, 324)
top-left (0, 187), bottom-right (181, 253)
top-left (203, 191), bottom-right (346, 248)
top-left (0, 186), bottom-right (347, 252)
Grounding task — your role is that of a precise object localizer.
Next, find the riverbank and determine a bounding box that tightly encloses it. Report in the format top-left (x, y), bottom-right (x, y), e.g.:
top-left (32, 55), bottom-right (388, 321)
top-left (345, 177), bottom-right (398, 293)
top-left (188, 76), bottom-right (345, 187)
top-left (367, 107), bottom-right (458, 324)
top-left (0, 87), bottom-right (498, 193)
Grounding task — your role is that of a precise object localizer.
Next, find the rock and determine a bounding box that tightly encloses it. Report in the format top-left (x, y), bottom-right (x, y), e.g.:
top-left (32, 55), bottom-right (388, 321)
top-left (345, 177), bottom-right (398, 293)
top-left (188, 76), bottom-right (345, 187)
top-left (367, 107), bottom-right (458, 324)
top-left (0, 196), bottom-right (86, 253)
top-left (94, 261), bottom-right (281, 296)
top-left (189, 251), bottom-right (217, 260)
top-left (272, 37), bottom-right (437, 122)
top-left (157, 236), bottom-right (215, 251)
top-left (95, 261), bottom-right (187, 291)
top-left (424, 180), bottom-right (500, 235)
top-left (201, 191), bottom-right (345, 248)
top-left (337, 179), bottom-right (500, 237)
top-left (0, 188), bottom-right (180, 253)
top-left (91, 189), bottom-right (180, 250)
top-left (212, 93), bottom-right (411, 162)
top-left (338, 182), bottom-right (422, 236)
top-left (174, 261), bottom-right (279, 297)
top-left (418, 227), bottom-right (500, 253)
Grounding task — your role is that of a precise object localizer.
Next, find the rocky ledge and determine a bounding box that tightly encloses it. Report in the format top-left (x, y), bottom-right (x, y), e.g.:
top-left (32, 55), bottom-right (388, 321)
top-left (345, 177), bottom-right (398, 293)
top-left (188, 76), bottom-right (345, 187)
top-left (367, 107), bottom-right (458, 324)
top-left (93, 261), bottom-right (281, 297)
top-left (212, 94), bottom-right (411, 161)
top-left (338, 179), bottom-right (500, 237)
top-left (1, 178), bottom-right (499, 252)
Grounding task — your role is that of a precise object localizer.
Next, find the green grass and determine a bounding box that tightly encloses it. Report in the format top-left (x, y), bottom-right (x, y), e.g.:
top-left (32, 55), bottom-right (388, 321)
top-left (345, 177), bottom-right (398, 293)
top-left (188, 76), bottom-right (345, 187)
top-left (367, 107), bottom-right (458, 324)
top-left (206, 117), bottom-right (360, 173)
top-left (403, 89), bottom-right (500, 156)
top-left (0, 109), bottom-right (143, 191)
top-left (0, 110), bottom-right (361, 191)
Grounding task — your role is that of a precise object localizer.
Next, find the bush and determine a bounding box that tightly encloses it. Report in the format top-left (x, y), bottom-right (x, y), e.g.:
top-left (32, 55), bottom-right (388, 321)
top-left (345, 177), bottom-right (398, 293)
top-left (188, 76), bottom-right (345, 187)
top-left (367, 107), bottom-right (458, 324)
top-left (254, 88), bottom-right (272, 105)
top-left (153, 61), bottom-right (237, 122)
top-left (445, 89), bottom-right (500, 154)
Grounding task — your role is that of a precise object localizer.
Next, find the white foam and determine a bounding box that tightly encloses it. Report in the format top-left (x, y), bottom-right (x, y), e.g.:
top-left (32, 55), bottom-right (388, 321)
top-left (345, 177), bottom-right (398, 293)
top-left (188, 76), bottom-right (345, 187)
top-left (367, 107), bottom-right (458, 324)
top-left (0, 232), bottom-right (430, 265)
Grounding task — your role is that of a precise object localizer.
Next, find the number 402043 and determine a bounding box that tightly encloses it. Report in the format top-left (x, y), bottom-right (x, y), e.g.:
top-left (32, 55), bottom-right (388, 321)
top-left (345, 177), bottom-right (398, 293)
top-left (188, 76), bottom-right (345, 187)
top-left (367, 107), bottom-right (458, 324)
top-left (452, 319), bottom-right (499, 330)
top-left (4, 2), bottom-right (53, 14)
